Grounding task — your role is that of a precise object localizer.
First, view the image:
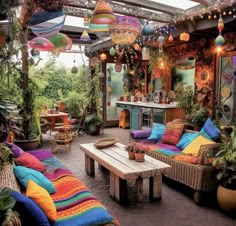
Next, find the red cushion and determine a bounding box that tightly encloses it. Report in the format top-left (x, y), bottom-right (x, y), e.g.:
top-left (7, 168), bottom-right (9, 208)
top-left (14, 152), bottom-right (46, 172)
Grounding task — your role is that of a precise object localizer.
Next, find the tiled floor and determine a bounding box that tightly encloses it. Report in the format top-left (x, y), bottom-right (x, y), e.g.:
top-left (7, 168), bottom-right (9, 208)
top-left (41, 127), bottom-right (236, 226)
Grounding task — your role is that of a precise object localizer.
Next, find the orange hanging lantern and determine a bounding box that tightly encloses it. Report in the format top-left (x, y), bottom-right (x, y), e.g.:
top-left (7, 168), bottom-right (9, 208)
top-left (99, 52), bottom-right (107, 61)
top-left (180, 32), bottom-right (190, 41)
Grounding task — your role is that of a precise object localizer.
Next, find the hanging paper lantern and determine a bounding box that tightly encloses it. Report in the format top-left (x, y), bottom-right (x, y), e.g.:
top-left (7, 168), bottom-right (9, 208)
top-left (48, 33), bottom-right (72, 52)
top-left (133, 43), bottom-right (140, 51)
top-left (36, 0), bottom-right (65, 11)
top-left (215, 34), bottom-right (225, 46)
top-left (109, 47), bottom-right (116, 56)
top-left (29, 10), bottom-right (65, 38)
top-left (89, 23), bottom-right (109, 32)
top-left (71, 66), bottom-right (78, 74)
top-left (141, 22), bottom-right (155, 36)
top-left (142, 47), bottom-right (151, 61)
top-left (90, 0), bottom-right (116, 24)
top-left (109, 16), bottom-right (141, 45)
top-left (168, 34), bottom-right (173, 42)
top-left (218, 13), bottom-right (224, 34)
top-left (29, 37), bottom-right (55, 51)
top-left (80, 30), bottom-right (90, 42)
top-left (180, 32), bottom-right (190, 41)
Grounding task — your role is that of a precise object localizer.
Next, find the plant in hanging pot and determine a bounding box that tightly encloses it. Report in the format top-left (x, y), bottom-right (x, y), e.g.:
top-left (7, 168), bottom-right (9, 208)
top-left (212, 126), bottom-right (236, 214)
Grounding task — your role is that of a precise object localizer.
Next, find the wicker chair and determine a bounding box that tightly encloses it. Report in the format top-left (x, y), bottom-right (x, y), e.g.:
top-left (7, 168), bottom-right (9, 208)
top-left (129, 128), bottom-right (222, 205)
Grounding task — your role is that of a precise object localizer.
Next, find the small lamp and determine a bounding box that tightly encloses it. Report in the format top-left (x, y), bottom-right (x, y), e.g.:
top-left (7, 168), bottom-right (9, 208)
top-left (80, 30), bottom-right (90, 42)
top-left (180, 32), bottom-right (190, 41)
top-left (100, 52), bottom-right (107, 61)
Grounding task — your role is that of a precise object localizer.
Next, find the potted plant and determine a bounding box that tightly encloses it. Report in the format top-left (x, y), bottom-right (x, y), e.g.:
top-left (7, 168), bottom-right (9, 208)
top-left (125, 142), bottom-right (136, 160)
top-left (84, 114), bottom-right (103, 135)
top-left (212, 126), bottom-right (236, 214)
top-left (0, 187), bottom-right (21, 226)
top-left (190, 104), bottom-right (209, 130)
top-left (133, 143), bottom-right (148, 162)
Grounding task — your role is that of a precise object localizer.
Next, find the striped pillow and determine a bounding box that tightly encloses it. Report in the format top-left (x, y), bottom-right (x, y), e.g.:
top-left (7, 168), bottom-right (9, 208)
top-left (160, 121), bottom-right (185, 145)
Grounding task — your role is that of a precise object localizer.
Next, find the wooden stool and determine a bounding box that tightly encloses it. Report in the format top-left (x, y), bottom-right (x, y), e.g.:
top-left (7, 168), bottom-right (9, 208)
top-left (119, 109), bottom-right (130, 129)
top-left (52, 125), bottom-right (73, 153)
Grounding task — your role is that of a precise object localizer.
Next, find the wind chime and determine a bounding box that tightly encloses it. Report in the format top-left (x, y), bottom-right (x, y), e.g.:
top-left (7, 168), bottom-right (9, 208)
top-left (215, 13), bottom-right (225, 47)
top-left (71, 47), bottom-right (78, 74)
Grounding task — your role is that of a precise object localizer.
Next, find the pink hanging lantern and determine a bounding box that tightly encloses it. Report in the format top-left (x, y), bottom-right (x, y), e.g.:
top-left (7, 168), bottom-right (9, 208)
top-left (29, 37), bottom-right (55, 51)
top-left (109, 16), bottom-right (141, 45)
top-left (218, 13), bottom-right (224, 34)
top-left (168, 34), bottom-right (173, 42)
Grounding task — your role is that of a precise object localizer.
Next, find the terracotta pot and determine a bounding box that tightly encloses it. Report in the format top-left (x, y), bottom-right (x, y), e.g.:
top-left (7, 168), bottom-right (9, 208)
top-left (134, 152), bottom-right (145, 162)
top-left (217, 185), bottom-right (236, 214)
top-left (128, 151), bottom-right (135, 160)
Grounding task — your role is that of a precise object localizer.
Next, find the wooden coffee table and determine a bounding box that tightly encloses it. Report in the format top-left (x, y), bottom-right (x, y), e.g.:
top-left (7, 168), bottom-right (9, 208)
top-left (80, 142), bottom-right (171, 205)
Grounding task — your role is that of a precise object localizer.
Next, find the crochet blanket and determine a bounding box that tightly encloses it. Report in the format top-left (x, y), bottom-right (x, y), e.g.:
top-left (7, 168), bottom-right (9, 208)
top-left (29, 152), bottom-right (119, 226)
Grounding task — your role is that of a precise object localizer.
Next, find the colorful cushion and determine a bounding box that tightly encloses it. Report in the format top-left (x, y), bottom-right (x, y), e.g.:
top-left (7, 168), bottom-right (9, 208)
top-left (200, 117), bottom-right (221, 141)
top-left (28, 149), bottom-right (54, 161)
top-left (176, 132), bottom-right (200, 150)
top-left (14, 152), bottom-right (46, 172)
top-left (11, 191), bottom-right (51, 226)
top-left (26, 180), bottom-right (57, 221)
top-left (4, 143), bottom-right (24, 157)
top-left (174, 154), bottom-right (199, 164)
top-left (13, 166), bottom-right (56, 194)
top-left (160, 121), bottom-right (185, 145)
top-left (131, 129), bottom-right (152, 139)
top-left (182, 135), bottom-right (215, 157)
top-left (147, 123), bottom-right (166, 141)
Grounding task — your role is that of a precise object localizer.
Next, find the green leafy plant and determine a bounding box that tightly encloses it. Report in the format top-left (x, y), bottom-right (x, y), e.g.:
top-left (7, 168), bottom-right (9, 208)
top-left (84, 114), bottom-right (103, 135)
top-left (212, 126), bottom-right (236, 190)
top-left (0, 187), bottom-right (21, 226)
top-left (191, 104), bottom-right (208, 129)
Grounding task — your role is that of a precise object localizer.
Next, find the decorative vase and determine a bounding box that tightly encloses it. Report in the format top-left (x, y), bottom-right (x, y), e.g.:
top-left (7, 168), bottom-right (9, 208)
top-left (217, 184), bottom-right (236, 214)
top-left (134, 152), bottom-right (145, 162)
top-left (128, 151), bottom-right (135, 160)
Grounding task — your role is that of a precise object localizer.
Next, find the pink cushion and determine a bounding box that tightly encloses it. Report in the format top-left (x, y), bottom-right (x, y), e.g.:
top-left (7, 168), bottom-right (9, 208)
top-left (14, 152), bottom-right (46, 172)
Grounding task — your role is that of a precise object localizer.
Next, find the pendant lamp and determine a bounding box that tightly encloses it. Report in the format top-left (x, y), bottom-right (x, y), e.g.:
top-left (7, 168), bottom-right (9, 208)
top-left (180, 32), bottom-right (190, 41)
top-left (90, 0), bottom-right (116, 24)
top-left (215, 13), bottom-right (225, 47)
top-left (80, 30), bottom-right (90, 42)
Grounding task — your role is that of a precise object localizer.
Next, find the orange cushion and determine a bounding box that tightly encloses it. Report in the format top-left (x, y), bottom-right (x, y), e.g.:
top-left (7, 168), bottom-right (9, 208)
top-left (14, 152), bottom-right (46, 172)
top-left (26, 180), bottom-right (57, 221)
top-left (174, 154), bottom-right (199, 164)
top-left (182, 135), bottom-right (215, 157)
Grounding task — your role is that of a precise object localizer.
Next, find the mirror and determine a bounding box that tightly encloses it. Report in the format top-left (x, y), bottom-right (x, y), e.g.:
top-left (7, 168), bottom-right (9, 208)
top-left (172, 57), bottom-right (195, 91)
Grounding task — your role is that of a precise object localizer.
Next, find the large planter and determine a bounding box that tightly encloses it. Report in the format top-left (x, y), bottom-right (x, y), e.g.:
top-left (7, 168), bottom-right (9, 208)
top-left (14, 138), bottom-right (39, 151)
top-left (217, 185), bottom-right (236, 214)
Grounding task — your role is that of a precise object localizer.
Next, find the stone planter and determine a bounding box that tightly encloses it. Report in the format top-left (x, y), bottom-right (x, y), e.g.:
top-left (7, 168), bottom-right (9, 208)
top-left (217, 185), bottom-right (236, 214)
top-left (14, 138), bottom-right (39, 151)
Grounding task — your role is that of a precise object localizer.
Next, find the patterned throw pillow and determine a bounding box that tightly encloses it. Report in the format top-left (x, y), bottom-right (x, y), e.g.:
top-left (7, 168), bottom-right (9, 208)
top-left (147, 123), bottom-right (166, 142)
top-left (14, 152), bottom-right (46, 172)
top-left (160, 121), bottom-right (185, 145)
top-left (200, 117), bottom-right (221, 141)
top-left (176, 132), bottom-right (200, 150)
top-left (182, 135), bottom-right (215, 157)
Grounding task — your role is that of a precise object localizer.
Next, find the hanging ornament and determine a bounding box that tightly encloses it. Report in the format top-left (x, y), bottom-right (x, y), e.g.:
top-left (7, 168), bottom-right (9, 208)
top-left (215, 34), bottom-right (225, 46)
top-left (142, 47), bottom-right (150, 61)
top-left (158, 35), bottom-right (165, 53)
top-left (71, 48), bottom-right (78, 74)
top-left (180, 32), bottom-right (190, 41)
top-left (84, 13), bottom-right (89, 27)
top-left (30, 48), bottom-right (40, 57)
top-left (141, 22), bottom-right (155, 36)
top-left (109, 47), bottom-right (116, 56)
top-left (217, 13), bottom-right (224, 34)
top-left (80, 30), bottom-right (90, 42)
top-left (168, 34), bottom-right (173, 42)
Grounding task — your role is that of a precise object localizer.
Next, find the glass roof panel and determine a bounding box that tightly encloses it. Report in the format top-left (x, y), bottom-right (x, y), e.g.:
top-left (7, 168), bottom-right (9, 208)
top-left (148, 0), bottom-right (199, 10)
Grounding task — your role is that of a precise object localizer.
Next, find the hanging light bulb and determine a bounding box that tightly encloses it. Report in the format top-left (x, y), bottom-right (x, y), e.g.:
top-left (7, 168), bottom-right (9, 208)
top-left (71, 47), bottom-right (78, 74)
top-left (99, 52), bottom-right (107, 61)
top-left (180, 32), bottom-right (190, 41)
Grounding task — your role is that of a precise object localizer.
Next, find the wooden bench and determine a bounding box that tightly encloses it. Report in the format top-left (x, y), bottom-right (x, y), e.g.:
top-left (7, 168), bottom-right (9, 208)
top-left (80, 142), bottom-right (171, 205)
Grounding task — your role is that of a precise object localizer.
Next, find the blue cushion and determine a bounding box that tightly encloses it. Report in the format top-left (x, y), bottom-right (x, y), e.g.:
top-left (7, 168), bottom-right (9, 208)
top-left (176, 132), bottom-right (200, 150)
top-left (11, 191), bottom-right (50, 226)
top-left (13, 166), bottom-right (56, 194)
top-left (147, 123), bottom-right (166, 142)
top-left (200, 117), bottom-right (221, 141)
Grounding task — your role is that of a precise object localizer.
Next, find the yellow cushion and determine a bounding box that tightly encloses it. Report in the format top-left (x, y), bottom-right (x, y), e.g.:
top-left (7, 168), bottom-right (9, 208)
top-left (26, 180), bottom-right (57, 221)
top-left (182, 135), bottom-right (215, 157)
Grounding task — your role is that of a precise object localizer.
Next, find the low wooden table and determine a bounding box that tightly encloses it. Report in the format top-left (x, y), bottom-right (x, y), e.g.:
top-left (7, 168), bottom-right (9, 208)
top-left (79, 142), bottom-right (171, 205)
